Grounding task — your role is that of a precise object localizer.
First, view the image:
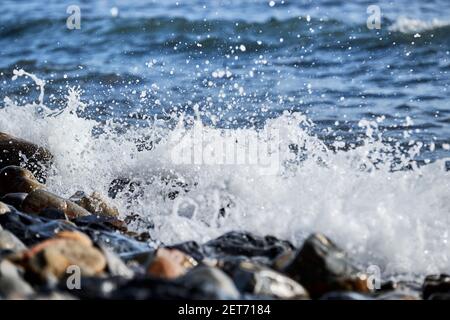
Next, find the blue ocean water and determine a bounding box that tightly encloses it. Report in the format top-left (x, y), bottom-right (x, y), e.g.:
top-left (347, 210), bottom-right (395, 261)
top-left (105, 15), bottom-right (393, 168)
top-left (1, 1), bottom-right (450, 275)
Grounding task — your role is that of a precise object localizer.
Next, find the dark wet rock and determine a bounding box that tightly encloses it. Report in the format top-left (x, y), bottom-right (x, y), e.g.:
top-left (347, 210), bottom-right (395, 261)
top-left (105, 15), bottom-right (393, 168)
top-left (427, 292), bottom-right (450, 300)
top-left (0, 132), bottom-right (53, 182)
top-left (147, 248), bottom-right (197, 279)
top-left (0, 229), bottom-right (27, 253)
top-left (22, 189), bottom-right (91, 219)
top-left (0, 208), bottom-right (75, 247)
top-left (168, 241), bottom-right (204, 262)
top-left (422, 274), bottom-right (450, 300)
top-left (0, 166), bottom-right (44, 197)
top-left (284, 233), bottom-right (369, 298)
top-left (374, 280), bottom-right (421, 300)
top-left (59, 276), bottom-right (186, 300)
top-left (71, 214), bottom-right (127, 232)
top-left (0, 208), bottom-right (149, 257)
top-left (320, 291), bottom-right (374, 300)
top-left (39, 208), bottom-right (68, 220)
top-left (201, 232), bottom-right (294, 265)
top-left (70, 191), bottom-right (119, 218)
top-left (224, 260), bottom-right (309, 299)
top-left (108, 178), bottom-right (142, 199)
top-left (166, 232), bottom-right (294, 267)
top-left (1, 193), bottom-right (28, 211)
top-left (22, 230), bottom-right (106, 280)
top-left (180, 266), bottom-right (240, 299)
top-left (0, 259), bottom-right (34, 298)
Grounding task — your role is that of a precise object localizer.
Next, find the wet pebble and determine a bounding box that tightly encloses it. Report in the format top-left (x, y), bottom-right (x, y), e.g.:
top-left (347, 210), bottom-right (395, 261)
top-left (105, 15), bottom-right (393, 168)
top-left (0, 132), bottom-right (53, 181)
top-left (422, 274), bottom-right (450, 300)
top-left (181, 266), bottom-right (240, 299)
top-left (226, 260), bottom-right (309, 299)
top-left (0, 166), bottom-right (44, 197)
top-left (70, 191), bottom-right (119, 218)
top-left (23, 230), bottom-right (106, 280)
top-left (147, 248), bottom-right (197, 279)
top-left (22, 189), bottom-right (91, 219)
top-left (1, 193), bottom-right (28, 211)
top-left (284, 233), bottom-right (370, 298)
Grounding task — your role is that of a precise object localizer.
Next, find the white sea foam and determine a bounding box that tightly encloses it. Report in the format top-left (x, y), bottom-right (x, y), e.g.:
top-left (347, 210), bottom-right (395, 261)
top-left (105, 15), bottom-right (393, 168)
top-left (389, 16), bottom-right (450, 34)
top-left (1, 71), bottom-right (450, 277)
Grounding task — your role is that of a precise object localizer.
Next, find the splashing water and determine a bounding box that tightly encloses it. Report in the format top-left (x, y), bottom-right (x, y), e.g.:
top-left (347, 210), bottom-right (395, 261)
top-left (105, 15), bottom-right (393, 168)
top-left (1, 71), bottom-right (450, 278)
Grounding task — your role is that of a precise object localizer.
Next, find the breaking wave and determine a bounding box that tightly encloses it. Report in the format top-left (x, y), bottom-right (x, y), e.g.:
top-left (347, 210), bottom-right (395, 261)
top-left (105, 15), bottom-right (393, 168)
top-left (1, 71), bottom-right (450, 278)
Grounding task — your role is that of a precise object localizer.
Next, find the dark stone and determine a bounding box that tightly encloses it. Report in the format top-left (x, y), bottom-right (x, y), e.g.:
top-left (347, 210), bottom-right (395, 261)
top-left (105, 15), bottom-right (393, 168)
top-left (0, 166), bottom-right (44, 197)
top-left (0, 132), bottom-right (53, 182)
top-left (428, 292), bottom-right (450, 300)
top-left (180, 266), bottom-right (240, 299)
top-left (223, 260), bottom-right (309, 299)
top-left (69, 191), bottom-right (119, 218)
top-left (1, 193), bottom-right (28, 211)
top-left (201, 231), bottom-right (295, 265)
top-left (167, 241), bottom-right (204, 262)
top-left (39, 208), bottom-right (68, 220)
top-left (423, 274), bottom-right (450, 300)
top-left (284, 233), bottom-right (369, 298)
top-left (0, 209), bottom-right (149, 257)
top-left (71, 214), bottom-right (127, 232)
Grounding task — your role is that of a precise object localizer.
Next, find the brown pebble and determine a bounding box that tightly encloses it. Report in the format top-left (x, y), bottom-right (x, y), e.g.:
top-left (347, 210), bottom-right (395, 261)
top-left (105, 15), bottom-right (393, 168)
top-left (0, 166), bottom-right (44, 197)
top-left (22, 189), bottom-right (90, 219)
top-left (70, 191), bottom-right (119, 218)
top-left (148, 248), bottom-right (197, 279)
top-left (25, 231), bottom-right (105, 279)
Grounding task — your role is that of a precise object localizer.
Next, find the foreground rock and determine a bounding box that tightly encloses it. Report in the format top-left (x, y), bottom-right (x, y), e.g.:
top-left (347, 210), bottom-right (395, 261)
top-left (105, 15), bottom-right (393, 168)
top-left (22, 189), bottom-right (91, 219)
top-left (0, 260), bottom-right (34, 298)
top-left (170, 231), bottom-right (295, 265)
top-left (181, 266), bottom-right (240, 299)
top-left (284, 233), bottom-right (370, 298)
top-left (0, 166), bottom-right (44, 197)
top-left (225, 260), bottom-right (309, 299)
top-left (147, 248), bottom-right (197, 279)
top-left (0, 132), bottom-right (53, 181)
top-left (20, 230), bottom-right (106, 281)
top-left (422, 274), bottom-right (450, 299)
top-left (70, 191), bottom-right (120, 218)
top-left (0, 229), bottom-right (27, 253)
top-left (1, 193), bottom-right (28, 211)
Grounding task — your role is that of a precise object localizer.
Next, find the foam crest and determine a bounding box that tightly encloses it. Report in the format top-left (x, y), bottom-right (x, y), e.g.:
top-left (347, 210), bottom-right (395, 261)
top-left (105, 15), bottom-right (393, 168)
top-left (389, 16), bottom-right (450, 33)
